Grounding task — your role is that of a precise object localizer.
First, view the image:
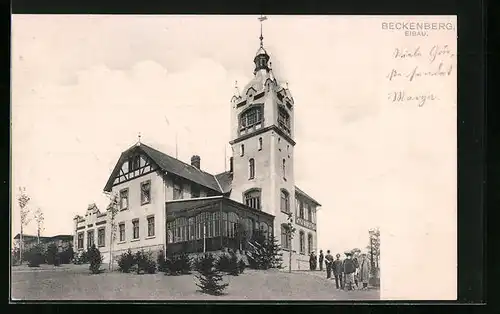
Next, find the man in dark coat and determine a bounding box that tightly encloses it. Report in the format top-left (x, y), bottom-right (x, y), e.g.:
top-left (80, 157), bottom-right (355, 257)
top-left (325, 250), bottom-right (334, 279)
top-left (309, 251), bottom-right (317, 270)
top-left (318, 250), bottom-right (324, 271)
top-left (332, 253), bottom-right (344, 289)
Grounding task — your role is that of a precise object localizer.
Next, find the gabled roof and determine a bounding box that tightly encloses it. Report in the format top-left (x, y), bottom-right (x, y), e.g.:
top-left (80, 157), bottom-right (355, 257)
top-left (295, 186), bottom-right (321, 207)
top-left (215, 171), bottom-right (233, 194)
top-left (104, 143), bottom-right (223, 193)
top-left (13, 234), bottom-right (73, 242)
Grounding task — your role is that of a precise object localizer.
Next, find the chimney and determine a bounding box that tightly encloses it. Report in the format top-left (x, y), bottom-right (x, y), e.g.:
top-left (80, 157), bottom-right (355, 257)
top-left (191, 155), bottom-right (201, 169)
top-left (229, 157), bottom-right (234, 173)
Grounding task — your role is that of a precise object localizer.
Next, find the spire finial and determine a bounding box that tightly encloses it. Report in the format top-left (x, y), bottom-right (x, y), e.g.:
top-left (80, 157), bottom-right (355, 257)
top-left (234, 80), bottom-right (240, 97)
top-left (258, 15), bottom-right (268, 47)
top-left (137, 132), bottom-right (141, 146)
top-left (286, 81), bottom-right (289, 89)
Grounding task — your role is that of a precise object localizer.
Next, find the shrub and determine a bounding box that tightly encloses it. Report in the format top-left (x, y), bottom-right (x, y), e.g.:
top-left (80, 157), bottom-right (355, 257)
top-left (11, 248), bottom-right (21, 266)
top-left (117, 249), bottom-right (136, 273)
top-left (46, 243), bottom-right (59, 265)
top-left (215, 252), bottom-right (239, 276)
top-left (26, 245), bottom-right (45, 267)
top-left (246, 234), bottom-right (283, 270)
top-left (135, 250), bottom-right (157, 274)
top-left (165, 252), bottom-right (192, 275)
top-left (73, 250), bottom-right (89, 264)
top-left (157, 250), bottom-right (167, 273)
top-left (87, 244), bottom-right (103, 274)
top-left (238, 259), bottom-right (246, 274)
top-left (194, 253), bottom-right (228, 296)
top-left (59, 244), bottom-right (74, 264)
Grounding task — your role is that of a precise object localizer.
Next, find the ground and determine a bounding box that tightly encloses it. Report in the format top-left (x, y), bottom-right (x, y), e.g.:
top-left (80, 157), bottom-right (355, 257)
top-left (11, 264), bottom-right (380, 301)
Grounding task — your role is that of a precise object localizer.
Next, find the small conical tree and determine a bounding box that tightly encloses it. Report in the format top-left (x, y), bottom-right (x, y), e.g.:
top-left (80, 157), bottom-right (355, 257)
top-left (194, 253), bottom-right (229, 296)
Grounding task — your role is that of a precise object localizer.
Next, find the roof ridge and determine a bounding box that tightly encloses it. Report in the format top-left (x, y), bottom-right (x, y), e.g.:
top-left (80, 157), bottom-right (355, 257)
top-left (141, 143), bottom-right (216, 177)
top-left (213, 174), bottom-right (223, 193)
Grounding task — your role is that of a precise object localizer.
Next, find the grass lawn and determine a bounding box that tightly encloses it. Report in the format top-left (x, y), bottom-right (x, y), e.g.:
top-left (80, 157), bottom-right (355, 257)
top-left (11, 264), bottom-right (380, 301)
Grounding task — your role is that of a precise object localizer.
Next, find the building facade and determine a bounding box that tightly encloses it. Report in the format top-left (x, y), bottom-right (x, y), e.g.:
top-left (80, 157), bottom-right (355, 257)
top-left (14, 233), bottom-right (73, 252)
top-left (73, 26), bottom-right (320, 270)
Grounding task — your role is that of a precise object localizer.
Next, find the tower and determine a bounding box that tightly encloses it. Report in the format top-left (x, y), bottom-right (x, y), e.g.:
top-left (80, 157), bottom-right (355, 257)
top-left (229, 17), bottom-right (296, 243)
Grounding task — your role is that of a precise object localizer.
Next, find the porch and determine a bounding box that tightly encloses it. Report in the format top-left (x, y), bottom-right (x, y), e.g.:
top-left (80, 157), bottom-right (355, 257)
top-left (165, 196), bottom-right (275, 256)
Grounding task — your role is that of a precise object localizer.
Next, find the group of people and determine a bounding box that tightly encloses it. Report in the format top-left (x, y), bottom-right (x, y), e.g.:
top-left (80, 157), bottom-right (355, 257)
top-left (309, 249), bottom-right (371, 291)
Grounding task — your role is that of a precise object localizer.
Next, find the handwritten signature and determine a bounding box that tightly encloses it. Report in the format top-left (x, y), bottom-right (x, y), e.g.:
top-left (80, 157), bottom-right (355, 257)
top-left (393, 45), bottom-right (455, 63)
top-left (388, 91), bottom-right (438, 107)
top-left (387, 62), bottom-right (453, 81)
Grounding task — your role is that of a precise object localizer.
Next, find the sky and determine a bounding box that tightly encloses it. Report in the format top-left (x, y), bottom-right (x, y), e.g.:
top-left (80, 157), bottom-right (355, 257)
top-left (11, 16), bottom-right (457, 293)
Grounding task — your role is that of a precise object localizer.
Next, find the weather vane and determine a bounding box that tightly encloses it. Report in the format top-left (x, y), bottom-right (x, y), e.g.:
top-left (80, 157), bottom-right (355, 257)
top-left (258, 15), bottom-right (268, 47)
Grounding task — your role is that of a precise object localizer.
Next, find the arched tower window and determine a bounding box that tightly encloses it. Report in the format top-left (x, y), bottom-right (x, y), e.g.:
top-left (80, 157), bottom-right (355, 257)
top-left (280, 223), bottom-right (291, 250)
top-left (299, 230), bottom-right (305, 254)
top-left (278, 106), bottom-right (291, 135)
top-left (280, 189), bottom-right (290, 213)
top-left (244, 189), bottom-right (261, 210)
top-left (249, 158), bottom-right (255, 179)
top-left (239, 106), bottom-right (263, 134)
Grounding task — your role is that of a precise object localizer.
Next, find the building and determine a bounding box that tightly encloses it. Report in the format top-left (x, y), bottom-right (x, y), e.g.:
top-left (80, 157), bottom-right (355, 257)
top-left (73, 22), bottom-right (321, 270)
top-left (13, 233), bottom-right (73, 252)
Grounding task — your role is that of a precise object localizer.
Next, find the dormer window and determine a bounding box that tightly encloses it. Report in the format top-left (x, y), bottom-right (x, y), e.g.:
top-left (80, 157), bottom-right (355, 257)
top-left (239, 105), bottom-right (263, 135)
top-left (278, 106), bottom-right (291, 135)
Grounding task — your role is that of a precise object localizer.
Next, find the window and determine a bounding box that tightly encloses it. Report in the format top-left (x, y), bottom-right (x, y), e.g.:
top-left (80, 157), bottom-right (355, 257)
top-left (280, 189), bottom-right (290, 213)
top-left (132, 219), bottom-right (140, 239)
top-left (249, 158), bottom-right (255, 179)
top-left (299, 200), bottom-right (305, 219)
top-left (239, 106), bottom-right (263, 134)
top-left (240, 144), bottom-right (245, 156)
top-left (120, 189), bottom-right (129, 210)
top-left (281, 224), bottom-right (291, 250)
top-left (170, 217), bottom-right (187, 243)
top-left (87, 230), bottom-right (94, 248)
top-left (244, 189), bottom-right (261, 210)
top-left (278, 106), bottom-right (291, 135)
top-left (147, 216), bottom-right (155, 237)
top-left (188, 217), bottom-right (195, 241)
top-left (77, 232), bottom-right (84, 249)
top-left (97, 228), bottom-right (105, 247)
top-left (299, 231), bottom-right (305, 254)
top-left (308, 233), bottom-right (313, 254)
top-left (119, 223), bottom-right (125, 242)
top-left (141, 181), bottom-right (151, 205)
top-left (259, 222), bottom-right (269, 239)
top-left (307, 204), bottom-right (313, 222)
top-left (258, 137), bottom-right (263, 150)
top-left (242, 217), bottom-right (254, 240)
top-left (225, 212), bottom-right (239, 238)
top-left (129, 155), bottom-right (141, 172)
top-left (282, 159), bottom-right (286, 179)
top-left (173, 182), bottom-right (183, 200)
top-left (191, 184), bottom-right (200, 198)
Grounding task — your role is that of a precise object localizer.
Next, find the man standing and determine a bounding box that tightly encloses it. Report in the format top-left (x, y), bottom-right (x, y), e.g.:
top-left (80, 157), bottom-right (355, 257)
top-left (359, 253), bottom-right (371, 290)
top-left (325, 250), bottom-right (334, 279)
top-left (343, 252), bottom-right (356, 291)
top-left (318, 250), bottom-right (324, 271)
top-left (332, 253), bottom-right (343, 289)
top-left (309, 251), bottom-right (317, 271)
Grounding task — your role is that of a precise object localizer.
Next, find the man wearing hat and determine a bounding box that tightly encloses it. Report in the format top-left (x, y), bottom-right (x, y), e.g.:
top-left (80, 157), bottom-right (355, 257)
top-left (343, 251), bottom-right (356, 291)
top-left (332, 253), bottom-right (344, 289)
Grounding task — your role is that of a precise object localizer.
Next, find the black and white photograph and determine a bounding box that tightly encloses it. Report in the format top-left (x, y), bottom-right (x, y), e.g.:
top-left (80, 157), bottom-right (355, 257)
top-left (11, 15), bottom-right (456, 301)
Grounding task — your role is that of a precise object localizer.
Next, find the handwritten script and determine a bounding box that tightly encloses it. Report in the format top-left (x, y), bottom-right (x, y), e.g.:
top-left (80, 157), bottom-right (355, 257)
top-left (386, 44), bottom-right (455, 107)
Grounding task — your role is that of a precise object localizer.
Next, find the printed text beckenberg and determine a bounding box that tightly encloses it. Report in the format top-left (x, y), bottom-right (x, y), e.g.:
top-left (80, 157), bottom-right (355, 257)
top-left (382, 22), bottom-right (455, 31)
